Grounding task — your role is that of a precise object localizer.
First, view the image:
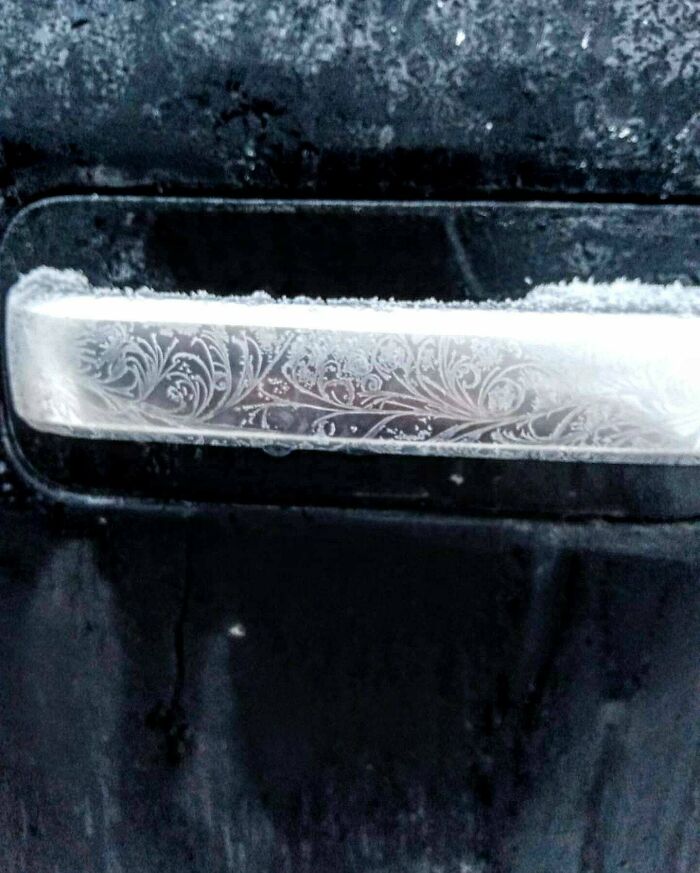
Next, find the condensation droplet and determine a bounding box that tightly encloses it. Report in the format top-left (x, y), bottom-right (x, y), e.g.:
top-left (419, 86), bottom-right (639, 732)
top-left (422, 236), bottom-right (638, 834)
top-left (262, 444), bottom-right (295, 457)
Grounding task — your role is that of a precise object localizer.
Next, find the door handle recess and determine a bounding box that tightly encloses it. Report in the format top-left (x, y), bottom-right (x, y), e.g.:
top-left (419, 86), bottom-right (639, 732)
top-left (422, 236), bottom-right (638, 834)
top-left (7, 267), bottom-right (700, 464)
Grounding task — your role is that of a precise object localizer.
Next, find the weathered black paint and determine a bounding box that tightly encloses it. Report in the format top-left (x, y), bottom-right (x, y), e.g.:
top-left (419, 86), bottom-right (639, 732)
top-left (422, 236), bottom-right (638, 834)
top-left (0, 0), bottom-right (698, 207)
top-left (0, 507), bottom-right (698, 872)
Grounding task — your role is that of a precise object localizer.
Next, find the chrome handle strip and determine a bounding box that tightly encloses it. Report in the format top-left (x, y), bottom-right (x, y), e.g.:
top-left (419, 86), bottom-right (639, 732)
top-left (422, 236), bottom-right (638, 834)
top-left (7, 268), bottom-right (700, 464)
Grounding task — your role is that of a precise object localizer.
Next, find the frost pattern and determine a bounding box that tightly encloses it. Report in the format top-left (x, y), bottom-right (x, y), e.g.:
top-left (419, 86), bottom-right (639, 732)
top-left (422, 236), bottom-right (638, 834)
top-left (9, 268), bottom-right (700, 463)
top-left (70, 324), bottom-right (700, 461)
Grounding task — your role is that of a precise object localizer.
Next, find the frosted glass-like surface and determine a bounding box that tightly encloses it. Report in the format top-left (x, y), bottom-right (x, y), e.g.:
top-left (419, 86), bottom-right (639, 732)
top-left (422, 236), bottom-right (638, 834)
top-left (7, 268), bottom-right (700, 463)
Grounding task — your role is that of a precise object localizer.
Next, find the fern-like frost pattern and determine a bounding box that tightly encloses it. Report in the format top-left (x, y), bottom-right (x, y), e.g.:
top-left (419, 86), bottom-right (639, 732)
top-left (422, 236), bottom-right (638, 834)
top-left (70, 319), bottom-right (695, 457)
top-left (9, 268), bottom-right (700, 463)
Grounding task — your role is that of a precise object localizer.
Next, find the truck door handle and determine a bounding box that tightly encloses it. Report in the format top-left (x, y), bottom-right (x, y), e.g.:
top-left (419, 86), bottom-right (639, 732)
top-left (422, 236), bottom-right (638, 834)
top-left (7, 267), bottom-right (700, 464)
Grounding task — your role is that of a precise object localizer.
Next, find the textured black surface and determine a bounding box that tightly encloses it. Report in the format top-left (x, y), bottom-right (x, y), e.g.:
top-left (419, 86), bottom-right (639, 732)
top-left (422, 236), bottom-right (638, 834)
top-left (0, 0), bottom-right (698, 207)
top-left (0, 506), bottom-right (698, 873)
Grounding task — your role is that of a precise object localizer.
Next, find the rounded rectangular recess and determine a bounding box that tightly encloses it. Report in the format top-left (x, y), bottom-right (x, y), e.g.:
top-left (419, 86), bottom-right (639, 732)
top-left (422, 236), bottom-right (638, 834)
top-left (2, 195), bottom-right (700, 518)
